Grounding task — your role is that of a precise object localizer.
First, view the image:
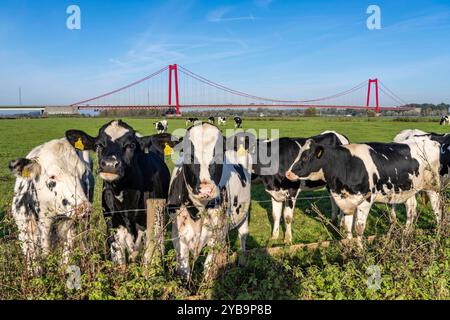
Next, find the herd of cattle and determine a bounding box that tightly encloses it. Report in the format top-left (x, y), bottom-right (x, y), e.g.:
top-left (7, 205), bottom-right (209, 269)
top-left (153, 116), bottom-right (243, 133)
top-left (7, 118), bottom-right (450, 278)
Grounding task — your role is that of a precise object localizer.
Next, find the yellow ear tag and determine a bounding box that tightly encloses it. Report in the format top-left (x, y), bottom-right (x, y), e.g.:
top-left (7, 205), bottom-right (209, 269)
top-left (21, 168), bottom-right (31, 178)
top-left (237, 144), bottom-right (247, 157)
top-left (164, 143), bottom-right (173, 156)
top-left (74, 138), bottom-right (84, 151)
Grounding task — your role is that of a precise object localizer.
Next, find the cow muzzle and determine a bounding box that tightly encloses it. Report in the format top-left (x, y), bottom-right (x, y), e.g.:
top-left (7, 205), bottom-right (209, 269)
top-left (285, 170), bottom-right (300, 181)
top-left (99, 158), bottom-right (123, 181)
top-left (197, 182), bottom-right (218, 200)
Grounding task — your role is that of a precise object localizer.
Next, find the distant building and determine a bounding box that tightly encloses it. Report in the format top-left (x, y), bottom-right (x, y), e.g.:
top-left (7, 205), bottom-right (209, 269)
top-left (44, 106), bottom-right (77, 115)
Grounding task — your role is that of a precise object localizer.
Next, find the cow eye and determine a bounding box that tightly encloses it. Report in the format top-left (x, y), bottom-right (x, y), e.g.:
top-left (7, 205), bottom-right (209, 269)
top-left (94, 143), bottom-right (104, 150)
top-left (126, 143), bottom-right (136, 149)
top-left (49, 175), bottom-right (56, 180)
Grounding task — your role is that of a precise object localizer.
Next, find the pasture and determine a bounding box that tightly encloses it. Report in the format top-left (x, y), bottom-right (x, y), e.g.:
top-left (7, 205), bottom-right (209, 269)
top-left (0, 116), bottom-right (449, 299)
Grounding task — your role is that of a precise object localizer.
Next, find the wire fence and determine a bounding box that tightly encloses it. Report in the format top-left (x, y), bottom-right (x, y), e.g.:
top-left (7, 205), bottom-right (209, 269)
top-left (1, 192), bottom-right (334, 248)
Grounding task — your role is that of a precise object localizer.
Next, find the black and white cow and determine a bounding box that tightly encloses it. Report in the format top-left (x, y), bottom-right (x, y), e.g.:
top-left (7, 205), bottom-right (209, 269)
top-left (218, 117), bottom-right (227, 126)
top-left (220, 131), bottom-right (255, 253)
top-left (394, 129), bottom-right (450, 175)
top-left (391, 129), bottom-right (450, 228)
top-left (285, 138), bottom-right (442, 242)
top-left (234, 116), bottom-right (243, 128)
top-left (208, 116), bottom-right (215, 124)
top-left (65, 120), bottom-right (172, 265)
top-left (167, 123), bottom-right (253, 278)
top-left (9, 138), bottom-right (94, 268)
top-left (154, 120), bottom-right (168, 134)
top-left (185, 117), bottom-right (199, 127)
top-left (253, 131), bottom-right (349, 243)
top-left (440, 116), bottom-right (450, 125)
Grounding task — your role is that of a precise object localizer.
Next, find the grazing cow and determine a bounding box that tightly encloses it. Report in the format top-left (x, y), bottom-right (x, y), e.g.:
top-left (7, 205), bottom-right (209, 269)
top-left (185, 117), bottom-right (199, 126)
top-left (9, 138), bottom-right (94, 268)
top-left (65, 120), bottom-right (173, 265)
top-left (208, 116), bottom-right (215, 124)
top-left (154, 120), bottom-right (168, 134)
top-left (440, 116), bottom-right (450, 125)
top-left (285, 138), bottom-right (442, 242)
top-left (252, 131), bottom-right (349, 243)
top-left (234, 116), bottom-right (243, 128)
top-left (218, 117), bottom-right (227, 126)
top-left (167, 123), bottom-right (253, 278)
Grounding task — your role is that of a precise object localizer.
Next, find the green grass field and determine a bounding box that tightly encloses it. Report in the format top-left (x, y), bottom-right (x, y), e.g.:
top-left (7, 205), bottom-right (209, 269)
top-left (0, 117), bottom-right (447, 247)
top-left (0, 116), bottom-right (448, 300)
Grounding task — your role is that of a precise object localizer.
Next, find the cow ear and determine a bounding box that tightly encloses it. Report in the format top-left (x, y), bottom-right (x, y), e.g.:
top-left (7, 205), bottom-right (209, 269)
top-left (315, 146), bottom-right (324, 159)
top-left (138, 133), bottom-right (182, 154)
top-left (65, 130), bottom-right (96, 151)
top-left (9, 158), bottom-right (41, 179)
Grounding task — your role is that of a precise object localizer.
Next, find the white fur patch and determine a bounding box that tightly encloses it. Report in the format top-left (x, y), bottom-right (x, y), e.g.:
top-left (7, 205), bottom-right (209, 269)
top-left (104, 121), bottom-right (130, 142)
top-left (393, 129), bottom-right (428, 143)
top-left (320, 130), bottom-right (349, 145)
top-left (343, 144), bottom-right (380, 188)
top-left (188, 123), bottom-right (222, 183)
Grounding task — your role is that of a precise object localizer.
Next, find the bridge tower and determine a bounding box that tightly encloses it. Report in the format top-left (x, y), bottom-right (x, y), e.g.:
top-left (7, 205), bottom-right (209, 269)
top-left (168, 64), bottom-right (181, 116)
top-left (366, 78), bottom-right (380, 114)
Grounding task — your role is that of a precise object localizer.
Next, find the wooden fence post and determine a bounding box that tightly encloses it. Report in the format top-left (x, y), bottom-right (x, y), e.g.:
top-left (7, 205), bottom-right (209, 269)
top-left (146, 198), bottom-right (166, 265)
top-left (203, 207), bottom-right (229, 284)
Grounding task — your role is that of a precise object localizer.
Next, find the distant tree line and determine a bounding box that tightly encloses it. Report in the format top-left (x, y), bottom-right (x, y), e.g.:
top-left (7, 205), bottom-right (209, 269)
top-left (90, 103), bottom-right (450, 118)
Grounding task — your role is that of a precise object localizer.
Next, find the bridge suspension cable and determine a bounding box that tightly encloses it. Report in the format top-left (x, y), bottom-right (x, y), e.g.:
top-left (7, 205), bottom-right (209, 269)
top-left (70, 64), bottom-right (410, 113)
top-left (71, 66), bottom-right (169, 107)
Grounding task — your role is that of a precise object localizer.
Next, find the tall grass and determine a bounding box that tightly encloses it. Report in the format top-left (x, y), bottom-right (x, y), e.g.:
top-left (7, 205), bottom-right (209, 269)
top-left (0, 200), bottom-right (448, 300)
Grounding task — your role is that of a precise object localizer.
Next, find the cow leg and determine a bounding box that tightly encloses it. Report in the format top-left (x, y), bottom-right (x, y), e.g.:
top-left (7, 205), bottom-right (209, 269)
top-left (404, 196), bottom-right (418, 233)
top-left (283, 197), bottom-right (296, 244)
top-left (15, 215), bottom-right (41, 272)
top-left (110, 225), bottom-right (135, 266)
top-left (172, 220), bottom-right (191, 279)
top-left (237, 217), bottom-right (249, 252)
top-left (61, 221), bottom-right (77, 265)
top-left (354, 201), bottom-right (372, 247)
top-left (426, 190), bottom-right (442, 226)
top-left (237, 217), bottom-right (249, 266)
top-left (330, 197), bottom-right (340, 223)
top-left (38, 217), bottom-right (53, 256)
top-left (132, 228), bottom-right (146, 263)
top-left (389, 205), bottom-right (397, 224)
top-left (271, 199), bottom-right (283, 240)
top-left (342, 214), bottom-right (354, 240)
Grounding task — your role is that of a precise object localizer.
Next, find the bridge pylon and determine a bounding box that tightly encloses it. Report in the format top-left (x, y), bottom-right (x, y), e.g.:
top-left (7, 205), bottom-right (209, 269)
top-left (366, 78), bottom-right (380, 114)
top-left (168, 64), bottom-right (181, 116)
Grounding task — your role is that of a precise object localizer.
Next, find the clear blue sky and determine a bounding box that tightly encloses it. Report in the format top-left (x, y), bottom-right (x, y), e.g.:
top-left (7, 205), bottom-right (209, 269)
top-left (0, 0), bottom-right (449, 105)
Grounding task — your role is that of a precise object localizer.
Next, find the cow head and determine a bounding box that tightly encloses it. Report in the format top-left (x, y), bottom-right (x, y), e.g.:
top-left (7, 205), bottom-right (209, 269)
top-left (65, 120), bottom-right (174, 182)
top-left (178, 123), bottom-right (227, 206)
top-left (9, 139), bottom-right (92, 218)
top-left (285, 139), bottom-right (326, 182)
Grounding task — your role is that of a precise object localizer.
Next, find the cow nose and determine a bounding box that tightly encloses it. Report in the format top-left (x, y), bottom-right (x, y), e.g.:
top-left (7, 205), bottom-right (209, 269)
top-left (285, 170), bottom-right (296, 181)
top-left (100, 158), bottom-right (121, 170)
top-left (198, 183), bottom-right (217, 199)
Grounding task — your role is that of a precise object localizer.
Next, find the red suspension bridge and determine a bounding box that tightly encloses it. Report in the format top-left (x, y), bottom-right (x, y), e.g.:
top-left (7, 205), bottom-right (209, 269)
top-left (71, 64), bottom-right (412, 115)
